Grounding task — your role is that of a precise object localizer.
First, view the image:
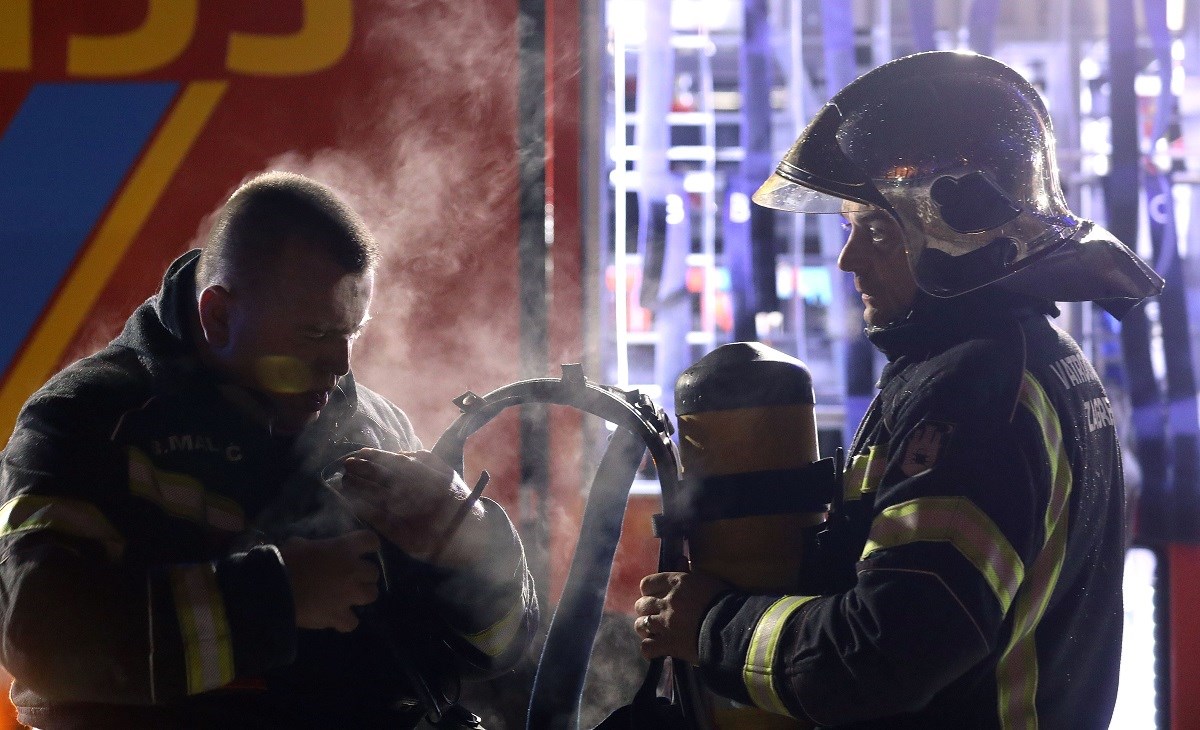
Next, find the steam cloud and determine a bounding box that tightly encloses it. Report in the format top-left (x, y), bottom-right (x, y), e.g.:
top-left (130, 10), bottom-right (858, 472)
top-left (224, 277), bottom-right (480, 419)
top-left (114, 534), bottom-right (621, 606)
top-left (54, 2), bottom-right (647, 725)
top-left (262, 0), bottom-right (525, 444)
top-left (258, 5), bottom-right (643, 725)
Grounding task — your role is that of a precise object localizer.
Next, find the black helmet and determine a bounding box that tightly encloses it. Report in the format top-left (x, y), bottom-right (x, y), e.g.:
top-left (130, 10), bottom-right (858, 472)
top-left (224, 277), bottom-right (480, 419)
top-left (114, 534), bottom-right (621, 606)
top-left (753, 51), bottom-right (1162, 316)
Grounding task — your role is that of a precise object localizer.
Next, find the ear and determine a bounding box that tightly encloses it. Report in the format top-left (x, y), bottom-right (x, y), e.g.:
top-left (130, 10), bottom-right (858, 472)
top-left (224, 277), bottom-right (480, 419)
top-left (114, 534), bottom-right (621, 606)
top-left (197, 285), bottom-right (233, 349)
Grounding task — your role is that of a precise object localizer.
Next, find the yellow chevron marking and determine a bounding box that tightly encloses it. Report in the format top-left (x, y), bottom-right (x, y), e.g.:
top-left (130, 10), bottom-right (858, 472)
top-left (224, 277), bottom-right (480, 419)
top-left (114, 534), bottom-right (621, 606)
top-left (0, 81), bottom-right (227, 443)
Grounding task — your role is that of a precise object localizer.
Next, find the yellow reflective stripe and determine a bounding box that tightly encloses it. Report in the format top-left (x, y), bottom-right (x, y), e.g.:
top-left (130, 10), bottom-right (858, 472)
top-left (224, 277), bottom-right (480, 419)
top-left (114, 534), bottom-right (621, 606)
top-left (127, 448), bottom-right (245, 532)
top-left (0, 495), bottom-right (125, 560)
top-left (169, 563), bottom-right (235, 694)
top-left (996, 372), bottom-right (1074, 728)
top-left (459, 600), bottom-right (525, 658)
top-left (1017, 375), bottom-right (1072, 541)
top-left (843, 453), bottom-right (867, 501)
top-left (861, 497), bottom-right (1025, 614)
top-left (843, 445), bottom-right (885, 502)
top-left (204, 493), bottom-right (244, 533)
top-left (743, 595), bottom-right (816, 716)
top-left (128, 447), bottom-right (202, 519)
top-left (862, 445), bottom-right (886, 493)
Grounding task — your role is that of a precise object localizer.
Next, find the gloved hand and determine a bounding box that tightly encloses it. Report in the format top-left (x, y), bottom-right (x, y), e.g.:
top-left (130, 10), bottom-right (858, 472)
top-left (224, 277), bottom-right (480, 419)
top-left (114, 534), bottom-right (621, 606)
top-left (279, 529), bottom-right (381, 631)
top-left (334, 448), bottom-right (486, 567)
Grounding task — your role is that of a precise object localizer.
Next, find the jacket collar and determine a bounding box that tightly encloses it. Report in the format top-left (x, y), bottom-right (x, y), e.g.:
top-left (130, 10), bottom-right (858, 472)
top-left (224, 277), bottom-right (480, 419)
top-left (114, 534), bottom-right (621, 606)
top-left (154, 249), bottom-right (202, 344)
top-left (865, 288), bottom-right (1054, 361)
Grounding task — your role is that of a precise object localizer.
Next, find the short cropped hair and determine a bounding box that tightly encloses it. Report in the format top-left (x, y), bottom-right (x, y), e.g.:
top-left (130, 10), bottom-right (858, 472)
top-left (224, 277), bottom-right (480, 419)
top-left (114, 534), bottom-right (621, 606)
top-left (197, 171), bottom-right (379, 291)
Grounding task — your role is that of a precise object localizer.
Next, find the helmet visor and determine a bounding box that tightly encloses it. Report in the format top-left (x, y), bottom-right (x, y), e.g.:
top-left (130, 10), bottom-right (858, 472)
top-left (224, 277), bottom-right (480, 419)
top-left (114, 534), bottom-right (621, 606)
top-left (752, 101), bottom-right (892, 215)
top-left (753, 172), bottom-right (871, 214)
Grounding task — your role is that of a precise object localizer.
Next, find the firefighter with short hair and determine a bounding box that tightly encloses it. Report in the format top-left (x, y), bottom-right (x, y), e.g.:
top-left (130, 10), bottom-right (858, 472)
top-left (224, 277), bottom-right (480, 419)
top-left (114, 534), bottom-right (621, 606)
top-left (634, 51), bottom-right (1162, 728)
top-left (0, 172), bottom-right (537, 728)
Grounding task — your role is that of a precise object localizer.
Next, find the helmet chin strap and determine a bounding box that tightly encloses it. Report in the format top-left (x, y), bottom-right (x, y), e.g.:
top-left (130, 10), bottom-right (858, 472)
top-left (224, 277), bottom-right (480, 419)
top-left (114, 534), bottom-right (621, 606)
top-left (863, 297), bottom-right (924, 337)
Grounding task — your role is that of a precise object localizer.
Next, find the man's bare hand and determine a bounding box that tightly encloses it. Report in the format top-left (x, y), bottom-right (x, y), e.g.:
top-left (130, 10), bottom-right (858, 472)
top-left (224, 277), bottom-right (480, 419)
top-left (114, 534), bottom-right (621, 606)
top-left (634, 571), bottom-right (732, 663)
top-left (335, 448), bottom-right (484, 565)
top-left (279, 529), bottom-right (380, 631)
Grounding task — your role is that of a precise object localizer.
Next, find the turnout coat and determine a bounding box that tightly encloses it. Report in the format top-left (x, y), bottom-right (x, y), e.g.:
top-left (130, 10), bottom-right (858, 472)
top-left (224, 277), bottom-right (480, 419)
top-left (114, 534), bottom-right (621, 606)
top-left (698, 292), bottom-right (1126, 729)
top-left (0, 251), bottom-right (537, 729)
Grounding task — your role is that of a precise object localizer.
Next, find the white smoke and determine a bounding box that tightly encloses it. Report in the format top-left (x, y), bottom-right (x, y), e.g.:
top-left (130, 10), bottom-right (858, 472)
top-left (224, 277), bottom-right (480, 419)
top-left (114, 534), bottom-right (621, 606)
top-left (231, 5), bottom-right (657, 724)
top-left (260, 0), bottom-right (524, 445)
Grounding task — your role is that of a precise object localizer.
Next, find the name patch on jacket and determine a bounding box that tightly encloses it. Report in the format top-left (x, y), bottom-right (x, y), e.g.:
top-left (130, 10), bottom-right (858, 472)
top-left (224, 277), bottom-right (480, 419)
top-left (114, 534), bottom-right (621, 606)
top-left (1049, 354), bottom-right (1098, 390)
top-left (1084, 396), bottom-right (1115, 433)
top-left (900, 420), bottom-right (955, 477)
top-left (152, 433), bottom-right (244, 462)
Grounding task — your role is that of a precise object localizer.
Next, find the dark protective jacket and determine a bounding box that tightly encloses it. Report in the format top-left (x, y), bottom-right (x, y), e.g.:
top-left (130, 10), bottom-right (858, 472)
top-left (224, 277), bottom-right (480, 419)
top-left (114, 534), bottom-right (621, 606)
top-left (0, 251), bottom-right (538, 729)
top-left (698, 291), bottom-right (1125, 728)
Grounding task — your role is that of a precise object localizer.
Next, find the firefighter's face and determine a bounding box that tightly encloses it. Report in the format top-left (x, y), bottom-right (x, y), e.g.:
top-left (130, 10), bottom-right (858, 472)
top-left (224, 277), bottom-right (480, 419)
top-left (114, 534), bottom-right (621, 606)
top-left (202, 240), bottom-right (374, 434)
top-left (837, 206), bottom-right (919, 327)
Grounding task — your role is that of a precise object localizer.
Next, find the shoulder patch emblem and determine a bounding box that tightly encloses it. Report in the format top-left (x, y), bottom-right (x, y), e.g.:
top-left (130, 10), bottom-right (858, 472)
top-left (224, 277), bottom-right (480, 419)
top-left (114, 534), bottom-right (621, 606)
top-left (900, 420), bottom-right (955, 477)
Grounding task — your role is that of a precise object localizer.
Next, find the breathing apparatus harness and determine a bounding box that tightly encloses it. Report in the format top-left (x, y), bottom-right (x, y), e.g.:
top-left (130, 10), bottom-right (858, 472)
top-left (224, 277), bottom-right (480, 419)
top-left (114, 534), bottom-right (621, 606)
top-left (428, 364), bottom-right (709, 730)
top-left (354, 355), bottom-right (843, 730)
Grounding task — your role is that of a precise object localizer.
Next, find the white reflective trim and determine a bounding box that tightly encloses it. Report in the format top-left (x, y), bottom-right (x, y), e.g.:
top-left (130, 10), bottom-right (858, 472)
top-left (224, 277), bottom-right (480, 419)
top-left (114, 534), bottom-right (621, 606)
top-left (170, 563), bottom-right (234, 694)
top-left (127, 447), bottom-right (245, 532)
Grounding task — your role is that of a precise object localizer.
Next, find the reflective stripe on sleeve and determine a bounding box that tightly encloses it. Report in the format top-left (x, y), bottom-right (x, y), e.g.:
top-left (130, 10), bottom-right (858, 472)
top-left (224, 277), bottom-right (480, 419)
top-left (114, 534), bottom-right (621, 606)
top-left (458, 600), bottom-right (525, 658)
top-left (843, 445), bottom-right (886, 502)
top-left (996, 372), bottom-right (1074, 728)
top-left (0, 495), bottom-right (125, 560)
top-left (169, 562), bottom-right (235, 695)
top-left (742, 595), bottom-right (817, 716)
top-left (127, 447), bottom-right (245, 532)
top-left (861, 497), bottom-right (1025, 615)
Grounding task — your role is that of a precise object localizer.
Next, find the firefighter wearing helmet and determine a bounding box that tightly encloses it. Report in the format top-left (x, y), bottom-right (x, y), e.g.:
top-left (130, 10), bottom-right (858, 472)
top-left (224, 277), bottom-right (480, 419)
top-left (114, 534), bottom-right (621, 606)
top-left (634, 51), bottom-right (1162, 728)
